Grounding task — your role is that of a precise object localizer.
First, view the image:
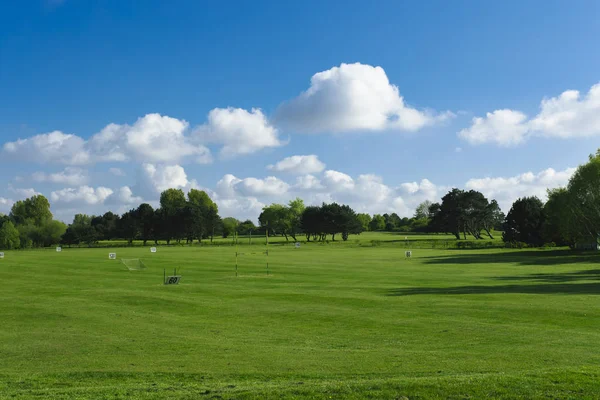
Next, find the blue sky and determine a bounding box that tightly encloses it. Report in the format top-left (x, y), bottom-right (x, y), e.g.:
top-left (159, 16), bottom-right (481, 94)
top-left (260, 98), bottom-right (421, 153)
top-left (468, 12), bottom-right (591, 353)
top-left (1, 0), bottom-right (600, 222)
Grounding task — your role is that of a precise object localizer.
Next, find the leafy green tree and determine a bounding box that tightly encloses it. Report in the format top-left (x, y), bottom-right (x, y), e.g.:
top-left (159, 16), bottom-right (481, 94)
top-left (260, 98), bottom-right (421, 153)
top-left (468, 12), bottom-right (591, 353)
top-left (301, 206), bottom-right (323, 241)
top-left (566, 150), bottom-right (600, 247)
top-left (287, 198), bottom-right (305, 241)
top-left (204, 206), bottom-right (220, 242)
top-left (60, 227), bottom-right (78, 247)
top-left (222, 217), bottom-right (240, 238)
top-left (503, 197), bottom-right (545, 246)
top-left (238, 220), bottom-right (257, 236)
top-left (9, 195), bottom-right (53, 226)
top-left (460, 190), bottom-right (489, 239)
top-left (152, 208), bottom-right (168, 244)
top-left (543, 188), bottom-right (578, 246)
top-left (136, 203), bottom-right (154, 245)
top-left (259, 204), bottom-right (289, 239)
top-left (70, 214), bottom-right (98, 246)
top-left (187, 189), bottom-right (219, 242)
top-left (0, 220), bottom-right (20, 249)
top-left (338, 204), bottom-right (362, 241)
top-left (160, 188), bottom-right (186, 211)
top-left (356, 213), bottom-right (371, 232)
top-left (431, 189), bottom-right (465, 239)
top-left (414, 200), bottom-right (433, 220)
top-left (118, 209), bottom-right (139, 245)
top-left (369, 214), bottom-right (386, 231)
top-left (91, 212), bottom-right (119, 240)
top-left (481, 200), bottom-right (504, 239)
top-left (159, 189), bottom-right (186, 243)
top-left (40, 220), bottom-right (67, 246)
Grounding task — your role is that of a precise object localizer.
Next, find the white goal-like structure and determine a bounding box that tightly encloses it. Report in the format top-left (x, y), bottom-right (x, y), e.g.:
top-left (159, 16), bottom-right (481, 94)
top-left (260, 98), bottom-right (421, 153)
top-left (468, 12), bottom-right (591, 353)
top-left (121, 258), bottom-right (147, 271)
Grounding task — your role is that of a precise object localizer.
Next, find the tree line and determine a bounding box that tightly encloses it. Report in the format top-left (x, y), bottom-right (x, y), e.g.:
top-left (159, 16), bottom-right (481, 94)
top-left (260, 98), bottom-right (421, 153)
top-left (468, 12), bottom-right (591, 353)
top-left (60, 188), bottom-right (221, 247)
top-left (501, 150), bottom-right (600, 248)
top-left (2, 150), bottom-right (600, 249)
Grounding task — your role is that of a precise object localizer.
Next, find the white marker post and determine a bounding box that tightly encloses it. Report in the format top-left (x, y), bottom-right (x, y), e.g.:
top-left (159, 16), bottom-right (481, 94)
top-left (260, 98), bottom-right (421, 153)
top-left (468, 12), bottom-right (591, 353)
top-left (109, 253), bottom-right (116, 260)
top-left (56, 247), bottom-right (62, 252)
top-left (150, 247), bottom-right (157, 253)
top-left (0, 252), bottom-right (4, 259)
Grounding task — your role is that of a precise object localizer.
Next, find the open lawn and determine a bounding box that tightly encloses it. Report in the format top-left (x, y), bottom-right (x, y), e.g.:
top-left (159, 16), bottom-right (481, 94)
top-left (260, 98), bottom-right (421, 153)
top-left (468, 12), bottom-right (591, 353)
top-left (1, 233), bottom-right (599, 399)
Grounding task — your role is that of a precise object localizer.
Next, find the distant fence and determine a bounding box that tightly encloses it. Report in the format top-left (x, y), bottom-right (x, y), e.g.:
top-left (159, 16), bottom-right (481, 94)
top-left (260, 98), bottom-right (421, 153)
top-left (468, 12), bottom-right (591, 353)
top-left (362, 239), bottom-right (503, 250)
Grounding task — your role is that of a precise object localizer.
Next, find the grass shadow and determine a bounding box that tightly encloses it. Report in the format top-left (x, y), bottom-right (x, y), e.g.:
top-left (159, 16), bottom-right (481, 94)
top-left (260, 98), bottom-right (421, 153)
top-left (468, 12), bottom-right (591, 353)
top-left (387, 282), bottom-right (600, 296)
top-left (422, 249), bottom-right (600, 266)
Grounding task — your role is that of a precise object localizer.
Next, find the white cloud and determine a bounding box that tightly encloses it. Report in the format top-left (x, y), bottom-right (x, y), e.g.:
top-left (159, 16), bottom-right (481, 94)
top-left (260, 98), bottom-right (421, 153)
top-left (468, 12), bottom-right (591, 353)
top-left (2, 114), bottom-right (212, 166)
top-left (459, 109), bottom-right (530, 146)
top-left (322, 170), bottom-right (355, 191)
top-left (194, 107), bottom-right (283, 157)
top-left (32, 167), bottom-right (88, 186)
top-left (216, 174), bottom-right (289, 198)
top-left (237, 177), bottom-right (290, 197)
top-left (90, 113), bottom-right (212, 164)
top-left (275, 62), bottom-right (453, 134)
top-left (0, 197), bottom-right (14, 214)
top-left (8, 186), bottom-right (41, 198)
top-left (215, 174), bottom-right (242, 199)
top-left (114, 186), bottom-right (143, 204)
top-left (217, 197), bottom-right (265, 222)
top-left (293, 174), bottom-right (324, 190)
top-left (109, 167), bottom-right (126, 177)
top-left (267, 155), bottom-right (325, 174)
top-left (465, 167), bottom-right (576, 211)
top-left (50, 186), bottom-right (114, 205)
top-left (2, 131), bottom-right (90, 165)
top-left (459, 82), bottom-right (600, 146)
top-left (137, 163), bottom-right (193, 195)
top-left (212, 169), bottom-right (444, 219)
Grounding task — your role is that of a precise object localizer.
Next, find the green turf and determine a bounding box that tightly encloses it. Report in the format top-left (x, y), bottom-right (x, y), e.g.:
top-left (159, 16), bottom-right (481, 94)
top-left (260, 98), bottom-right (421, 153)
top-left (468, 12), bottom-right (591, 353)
top-left (1, 233), bottom-right (599, 398)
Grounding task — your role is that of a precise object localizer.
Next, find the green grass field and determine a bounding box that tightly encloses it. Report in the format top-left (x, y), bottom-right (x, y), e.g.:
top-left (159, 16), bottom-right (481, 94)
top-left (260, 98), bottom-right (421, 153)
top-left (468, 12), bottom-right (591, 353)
top-left (1, 233), bottom-right (599, 399)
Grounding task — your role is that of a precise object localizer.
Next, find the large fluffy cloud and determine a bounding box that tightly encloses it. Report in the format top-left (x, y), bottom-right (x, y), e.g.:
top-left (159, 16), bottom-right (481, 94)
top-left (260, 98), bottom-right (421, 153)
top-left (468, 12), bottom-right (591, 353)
top-left (275, 62), bottom-right (453, 133)
top-left (137, 163), bottom-right (197, 195)
top-left (214, 169), bottom-right (441, 218)
top-left (293, 174), bottom-right (325, 191)
top-left (113, 186), bottom-right (143, 205)
top-left (459, 82), bottom-right (600, 146)
top-left (465, 167), bottom-right (576, 210)
top-left (216, 174), bottom-right (289, 198)
top-left (2, 131), bottom-right (90, 165)
top-left (194, 107), bottom-right (283, 158)
top-left (50, 186), bottom-right (114, 205)
top-left (90, 113), bottom-right (212, 164)
top-left (32, 167), bottom-right (88, 186)
top-left (2, 114), bottom-right (212, 165)
top-left (267, 155), bottom-right (325, 174)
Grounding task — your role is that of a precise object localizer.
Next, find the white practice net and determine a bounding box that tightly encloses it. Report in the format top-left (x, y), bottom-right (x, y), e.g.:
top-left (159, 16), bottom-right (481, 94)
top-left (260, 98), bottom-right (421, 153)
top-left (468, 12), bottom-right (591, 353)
top-left (121, 258), bottom-right (147, 271)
